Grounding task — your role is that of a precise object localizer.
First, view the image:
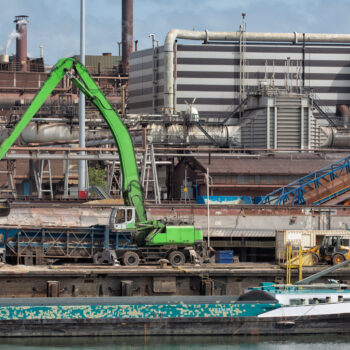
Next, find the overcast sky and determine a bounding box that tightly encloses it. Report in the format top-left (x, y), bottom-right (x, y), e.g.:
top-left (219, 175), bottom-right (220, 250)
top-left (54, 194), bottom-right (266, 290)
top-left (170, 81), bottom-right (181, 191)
top-left (1, 0), bottom-right (350, 65)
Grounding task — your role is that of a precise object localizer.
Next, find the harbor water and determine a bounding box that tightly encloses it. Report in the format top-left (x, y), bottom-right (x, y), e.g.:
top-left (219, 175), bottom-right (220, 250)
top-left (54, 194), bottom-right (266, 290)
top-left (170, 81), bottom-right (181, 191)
top-left (0, 335), bottom-right (347, 350)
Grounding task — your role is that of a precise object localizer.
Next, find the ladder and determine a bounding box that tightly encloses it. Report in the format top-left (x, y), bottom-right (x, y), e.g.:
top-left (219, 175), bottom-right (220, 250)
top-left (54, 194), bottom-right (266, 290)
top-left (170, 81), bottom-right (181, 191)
top-left (34, 158), bottom-right (53, 200)
top-left (140, 143), bottom-right (161, 204)
top-left (0, 160), bottom-right (17, 199)
top-left (107, 157), bottom-right (123, 198)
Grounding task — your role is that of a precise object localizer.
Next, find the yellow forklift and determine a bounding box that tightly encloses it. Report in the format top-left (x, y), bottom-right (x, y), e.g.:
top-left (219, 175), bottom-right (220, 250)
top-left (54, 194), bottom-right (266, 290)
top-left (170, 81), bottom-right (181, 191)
top-left (309, 235), bottom-right (350, 265)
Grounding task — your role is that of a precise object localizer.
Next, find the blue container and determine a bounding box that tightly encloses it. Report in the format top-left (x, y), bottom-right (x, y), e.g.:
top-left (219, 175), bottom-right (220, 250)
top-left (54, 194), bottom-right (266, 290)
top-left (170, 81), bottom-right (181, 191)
top-left (214, 250), bottom-right (234, 264)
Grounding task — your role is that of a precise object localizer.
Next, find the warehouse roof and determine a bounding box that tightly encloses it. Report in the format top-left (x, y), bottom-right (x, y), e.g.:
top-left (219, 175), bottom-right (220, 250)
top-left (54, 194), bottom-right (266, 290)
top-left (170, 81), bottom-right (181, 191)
top-left (192, 154), bottom-right (339, 176)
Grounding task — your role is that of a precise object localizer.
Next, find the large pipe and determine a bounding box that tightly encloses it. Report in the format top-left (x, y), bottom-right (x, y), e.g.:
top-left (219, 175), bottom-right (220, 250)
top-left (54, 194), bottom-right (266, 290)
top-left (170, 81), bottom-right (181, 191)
top-left (0, 123), bottom-right (112, 145)
top-left (164, 29), bottom-right (350, 113)
top-left (337, 105), bottom-right (350, 128)
top-left (320, 127), bottom-right (350, 148)
top-left (14, 15), bottom-right (28, 72)
top-left (148, 123), bottom-right (240, 147)
top-left (122, 0), bottom-right (133, 74)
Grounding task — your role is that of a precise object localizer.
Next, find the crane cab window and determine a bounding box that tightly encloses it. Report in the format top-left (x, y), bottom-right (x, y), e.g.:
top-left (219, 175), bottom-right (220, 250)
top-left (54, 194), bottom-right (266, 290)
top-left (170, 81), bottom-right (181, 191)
top-left (114, 208), bottom-right (134, 225)
top-left (115, 209), bottom-right (126, 224)
top-left (127, 209), bottom-right (133, 222)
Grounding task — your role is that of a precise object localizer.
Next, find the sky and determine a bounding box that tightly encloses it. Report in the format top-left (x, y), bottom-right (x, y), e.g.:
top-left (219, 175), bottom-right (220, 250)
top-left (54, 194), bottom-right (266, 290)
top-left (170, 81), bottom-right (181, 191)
top-left (1, 0), bottom-right (350, 65)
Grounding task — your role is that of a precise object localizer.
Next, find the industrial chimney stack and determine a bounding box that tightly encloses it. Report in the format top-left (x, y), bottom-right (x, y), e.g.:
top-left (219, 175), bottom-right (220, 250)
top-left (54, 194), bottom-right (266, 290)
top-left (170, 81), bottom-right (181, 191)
top-left (122, 0), bottom-right (133, 74)
top-left (14, 15), bottom-right (29, 72)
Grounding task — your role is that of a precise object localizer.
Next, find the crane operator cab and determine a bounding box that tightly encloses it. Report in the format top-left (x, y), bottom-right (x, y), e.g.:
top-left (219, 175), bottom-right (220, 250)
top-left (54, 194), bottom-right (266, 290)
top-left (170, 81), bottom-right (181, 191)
top-left (109, 207), bottom-right (136, 230)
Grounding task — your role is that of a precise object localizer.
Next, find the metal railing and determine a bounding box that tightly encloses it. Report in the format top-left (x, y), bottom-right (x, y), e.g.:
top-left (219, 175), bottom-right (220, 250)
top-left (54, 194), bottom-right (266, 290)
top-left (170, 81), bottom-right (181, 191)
top-left (259, 155), bottom-right (350, 205)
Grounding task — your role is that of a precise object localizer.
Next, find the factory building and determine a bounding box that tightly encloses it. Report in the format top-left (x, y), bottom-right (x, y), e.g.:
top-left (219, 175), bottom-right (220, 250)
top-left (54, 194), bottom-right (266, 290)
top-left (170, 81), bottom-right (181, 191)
top-left (129, 42), bottom-right (350, 122)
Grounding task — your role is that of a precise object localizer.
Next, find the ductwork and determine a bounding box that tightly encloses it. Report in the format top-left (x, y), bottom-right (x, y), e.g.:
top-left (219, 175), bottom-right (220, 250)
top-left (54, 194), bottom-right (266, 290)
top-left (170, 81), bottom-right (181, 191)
top-left (0, 123), bottom-right (112, 145)
top-left (164, 29), bottom-right (350, 113)
top-left (337, 105), bottom-right (350, 128)
top-left (320, 127), bottom-right (350, 148)
top-left (148, 123), bottom-right (239, 147)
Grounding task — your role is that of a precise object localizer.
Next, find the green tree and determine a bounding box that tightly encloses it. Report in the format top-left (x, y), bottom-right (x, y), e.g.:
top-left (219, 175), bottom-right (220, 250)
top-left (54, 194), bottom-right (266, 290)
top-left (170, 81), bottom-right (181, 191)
top-left (88, 165), bottom-right (107, 188)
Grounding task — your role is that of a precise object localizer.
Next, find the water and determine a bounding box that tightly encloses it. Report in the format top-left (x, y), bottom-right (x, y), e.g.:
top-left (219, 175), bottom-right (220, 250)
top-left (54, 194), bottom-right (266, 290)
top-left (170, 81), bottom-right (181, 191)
top-left (0, 335), bottom-right (347, 350)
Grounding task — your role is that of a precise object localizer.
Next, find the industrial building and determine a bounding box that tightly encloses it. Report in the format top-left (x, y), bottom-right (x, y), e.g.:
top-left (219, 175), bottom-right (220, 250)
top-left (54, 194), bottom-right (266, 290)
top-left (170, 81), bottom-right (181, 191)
top-left (0, 0), bottom-right (350, 265)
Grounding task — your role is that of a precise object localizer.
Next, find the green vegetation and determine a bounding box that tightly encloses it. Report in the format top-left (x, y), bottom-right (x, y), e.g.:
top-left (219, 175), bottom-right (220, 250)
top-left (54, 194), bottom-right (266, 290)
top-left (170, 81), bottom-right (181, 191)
top-left (88, 165), bottom-right (107, 188)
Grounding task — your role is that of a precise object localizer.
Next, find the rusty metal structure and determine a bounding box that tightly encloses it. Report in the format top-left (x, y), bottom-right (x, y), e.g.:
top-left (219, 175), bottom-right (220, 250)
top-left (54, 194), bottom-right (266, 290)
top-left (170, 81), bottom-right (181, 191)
top-left (14, 15), bottom-right (28, 72)
top-left (122, 0), bottom-right (133, 74)
top-left (1, 4), bottom-right (350, 269)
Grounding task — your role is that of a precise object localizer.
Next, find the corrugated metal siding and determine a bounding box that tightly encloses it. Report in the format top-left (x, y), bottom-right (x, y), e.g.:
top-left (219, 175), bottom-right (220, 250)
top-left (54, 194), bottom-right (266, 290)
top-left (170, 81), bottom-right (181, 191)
top-left (73, 55), bottom-right (121, 73)
top-left (204, 228), bottom-right (275, 238)
top-left (240, 94), bottom-right (320, 149)
top-left (276, 96), bottom-right (302, 148)
top-left (129, 43), bottom-right (350, 118)
top-left (241, 109), bottom-right (268, 148)
top-left (129, 47), bottom-right (164, 113)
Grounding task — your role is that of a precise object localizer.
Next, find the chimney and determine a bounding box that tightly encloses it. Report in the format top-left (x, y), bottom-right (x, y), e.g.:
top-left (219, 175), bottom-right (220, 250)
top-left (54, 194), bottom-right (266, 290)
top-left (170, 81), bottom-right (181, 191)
top-left (122, 0), bottom-right (133, 74)
top-left (14, 15), bottom-right (29, 72)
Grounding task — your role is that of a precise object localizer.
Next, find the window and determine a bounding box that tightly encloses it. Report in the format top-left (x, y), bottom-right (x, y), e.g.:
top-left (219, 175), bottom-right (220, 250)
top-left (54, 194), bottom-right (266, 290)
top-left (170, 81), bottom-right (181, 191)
top-left (115, 209), bottom-right (126, 224)
top-left (127, 209), bottom-right (133, 221)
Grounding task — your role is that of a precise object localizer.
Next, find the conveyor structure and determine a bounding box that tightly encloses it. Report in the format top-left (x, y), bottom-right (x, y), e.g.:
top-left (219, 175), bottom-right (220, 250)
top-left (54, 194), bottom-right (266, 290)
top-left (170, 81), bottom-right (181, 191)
top-left (259, 156), bottom-right (350, 205)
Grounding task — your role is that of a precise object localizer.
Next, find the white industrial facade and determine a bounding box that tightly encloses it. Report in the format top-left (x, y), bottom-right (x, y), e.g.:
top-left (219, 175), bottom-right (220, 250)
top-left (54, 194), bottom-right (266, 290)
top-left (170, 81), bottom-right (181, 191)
top-left (129, 43), bottom-right (350, 120)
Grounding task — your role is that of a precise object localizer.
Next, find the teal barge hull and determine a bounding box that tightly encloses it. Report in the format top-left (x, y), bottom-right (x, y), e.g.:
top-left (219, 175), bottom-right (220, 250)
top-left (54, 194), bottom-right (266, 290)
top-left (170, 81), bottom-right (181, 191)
top-left (0, 294), bottom-right (349, 336)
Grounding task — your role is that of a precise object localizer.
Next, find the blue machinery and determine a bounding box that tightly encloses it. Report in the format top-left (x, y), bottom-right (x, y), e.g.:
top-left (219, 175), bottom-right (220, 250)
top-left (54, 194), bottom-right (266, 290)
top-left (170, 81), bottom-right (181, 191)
top-left (0, 226), bottom-right (135, 264)
top-left (259, 156), bottom-right (350, 205)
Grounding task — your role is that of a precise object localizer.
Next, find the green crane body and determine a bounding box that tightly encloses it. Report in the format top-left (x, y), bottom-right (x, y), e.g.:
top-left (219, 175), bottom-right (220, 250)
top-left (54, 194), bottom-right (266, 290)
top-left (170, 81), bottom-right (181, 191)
top-left (0, 58), bottom-right (202, 248)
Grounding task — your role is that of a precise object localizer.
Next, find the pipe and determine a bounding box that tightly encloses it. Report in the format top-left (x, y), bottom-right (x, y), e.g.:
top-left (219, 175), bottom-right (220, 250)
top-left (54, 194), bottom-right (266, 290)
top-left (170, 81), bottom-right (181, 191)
top-left (14, 15), bottom-right (28, 72)
top-left (0, 123), bottom-right (112, 145)
top-left (122, 0), bottom-right (133, 74)
top-left (320, 127), bottom-right (350, 148)
top-left (337, 105), bottom-right (350, 128)
top-left (164, 29), bottom-right (350, 113)
top-left (148, 123), bottom-right (240, 147)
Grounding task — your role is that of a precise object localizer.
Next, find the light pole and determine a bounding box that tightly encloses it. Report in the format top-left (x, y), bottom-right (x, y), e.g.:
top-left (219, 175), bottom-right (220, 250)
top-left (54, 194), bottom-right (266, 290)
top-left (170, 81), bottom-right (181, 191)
top-left (78, 0), bottom-right (86, 199)
top-left (206, 167), bottom-right (211, 248)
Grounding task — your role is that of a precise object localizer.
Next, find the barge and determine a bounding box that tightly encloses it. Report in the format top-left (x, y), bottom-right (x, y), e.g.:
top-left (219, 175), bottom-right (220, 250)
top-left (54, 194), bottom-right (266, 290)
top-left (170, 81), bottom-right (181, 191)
top-left (1, 281), bottom-right (350, 336)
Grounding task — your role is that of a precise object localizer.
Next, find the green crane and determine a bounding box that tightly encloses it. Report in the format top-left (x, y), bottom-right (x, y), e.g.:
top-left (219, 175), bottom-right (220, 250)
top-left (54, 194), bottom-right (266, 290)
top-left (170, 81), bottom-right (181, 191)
top-left (0, 58), bottom-right (146, 224)
top-left (0, 58), bottom-right (203, 264)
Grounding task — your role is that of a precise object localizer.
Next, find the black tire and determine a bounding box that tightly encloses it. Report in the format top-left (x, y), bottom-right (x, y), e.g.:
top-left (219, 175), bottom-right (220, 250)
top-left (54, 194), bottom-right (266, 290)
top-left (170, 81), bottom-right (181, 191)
top-left (311, 253), bottom-right (319, 265)
top-left (332, 253), bottom-right (345, 265)
top-left (93, 252), bottom-right (103, 264)
top-left (168, 251), bottom-right (186, 266)
top-left (122, 251), bottom-right (140, 266)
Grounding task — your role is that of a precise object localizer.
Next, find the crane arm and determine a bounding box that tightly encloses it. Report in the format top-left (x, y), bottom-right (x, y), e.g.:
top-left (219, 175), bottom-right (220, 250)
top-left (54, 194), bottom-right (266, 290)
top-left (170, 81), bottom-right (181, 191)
top-left (0, 58), bottom-right (147, 223)
top-left (0, 58), bottom-right (74, 160)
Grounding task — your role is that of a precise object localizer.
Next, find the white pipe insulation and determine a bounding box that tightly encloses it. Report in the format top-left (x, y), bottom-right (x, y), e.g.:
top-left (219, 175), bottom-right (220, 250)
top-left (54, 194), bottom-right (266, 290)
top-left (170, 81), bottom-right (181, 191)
top-left (320, 127), bottom-right (350, 148)
top-left (164, 29), bottom-right (350, 113)
top-left (0, 123), bottom-right (112, 145)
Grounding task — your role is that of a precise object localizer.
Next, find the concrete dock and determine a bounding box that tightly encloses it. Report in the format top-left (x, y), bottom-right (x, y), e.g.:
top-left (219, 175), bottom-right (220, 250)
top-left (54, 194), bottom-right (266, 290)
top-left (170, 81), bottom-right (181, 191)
top-left (1, 263), bottom-right (350, 298)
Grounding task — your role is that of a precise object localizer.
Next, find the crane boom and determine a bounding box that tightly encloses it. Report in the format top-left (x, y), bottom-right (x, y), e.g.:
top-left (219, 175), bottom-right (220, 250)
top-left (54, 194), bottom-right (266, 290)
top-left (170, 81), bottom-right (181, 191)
top-left (0, 58), bottom-right (147, 223)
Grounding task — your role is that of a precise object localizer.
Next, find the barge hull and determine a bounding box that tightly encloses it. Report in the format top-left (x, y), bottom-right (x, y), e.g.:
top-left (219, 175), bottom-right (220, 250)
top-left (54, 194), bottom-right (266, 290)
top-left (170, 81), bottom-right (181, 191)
top-left (0, 314), bottom-right (349, 337)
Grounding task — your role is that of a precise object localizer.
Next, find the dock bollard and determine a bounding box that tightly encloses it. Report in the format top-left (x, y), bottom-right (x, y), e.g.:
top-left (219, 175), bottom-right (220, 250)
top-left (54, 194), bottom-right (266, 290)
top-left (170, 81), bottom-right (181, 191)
top-left (47, 281), bottom-right (60, 297)
top-left (159, 259), bottom-right (169, 269)
top-left (121, 280), bottom-right (134, 296)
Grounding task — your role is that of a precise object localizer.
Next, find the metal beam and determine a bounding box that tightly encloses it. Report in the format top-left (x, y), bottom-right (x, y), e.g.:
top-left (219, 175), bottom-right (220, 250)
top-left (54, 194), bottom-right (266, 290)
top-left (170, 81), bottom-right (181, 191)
top-left (295, 259), bottom-right (350, 285)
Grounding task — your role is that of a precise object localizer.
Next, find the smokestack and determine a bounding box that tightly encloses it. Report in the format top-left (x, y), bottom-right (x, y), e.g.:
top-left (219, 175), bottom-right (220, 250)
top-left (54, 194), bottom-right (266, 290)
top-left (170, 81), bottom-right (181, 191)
top-left (122, 0), bottom-right (133, 74)
top-left (14, 15), bottom-right (28, 72)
